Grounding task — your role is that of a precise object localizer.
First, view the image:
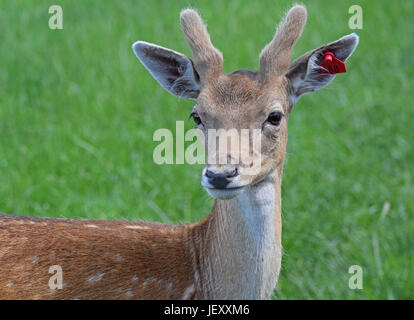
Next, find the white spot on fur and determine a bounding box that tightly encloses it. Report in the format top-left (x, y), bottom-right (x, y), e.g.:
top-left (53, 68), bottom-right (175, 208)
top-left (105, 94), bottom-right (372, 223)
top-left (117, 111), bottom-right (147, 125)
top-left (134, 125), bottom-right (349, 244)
top-left (126, 290), bottom-right (134, 298)
top-left (115, 254), bottom-right (123, 262)
top-left (125, 225), bottom-right (149, 230)
top-left (32, 256), bottom-right (39, 263)
top-left (88, 272), bottom-right (105, 283)
top-left (131, 275), bottom-right (138, 282)
top-left (6, 282), bottom-right (13, 287)
top-left (86, 224), bottom-right (98, 228)
top-left (181, 284), bottom-right (195, 299)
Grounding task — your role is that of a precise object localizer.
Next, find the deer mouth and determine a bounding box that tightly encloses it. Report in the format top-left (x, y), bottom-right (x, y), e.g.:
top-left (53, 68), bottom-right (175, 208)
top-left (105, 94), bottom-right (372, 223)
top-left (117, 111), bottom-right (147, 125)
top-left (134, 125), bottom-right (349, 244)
top-left (204, 186), bottom-right (245, 200)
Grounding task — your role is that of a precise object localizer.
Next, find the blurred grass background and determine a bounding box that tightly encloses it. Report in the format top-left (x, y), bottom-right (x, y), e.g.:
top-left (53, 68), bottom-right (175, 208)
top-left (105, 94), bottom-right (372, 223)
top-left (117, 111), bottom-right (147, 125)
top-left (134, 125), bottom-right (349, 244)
top-left (0, 0), bottom-right (413, 299)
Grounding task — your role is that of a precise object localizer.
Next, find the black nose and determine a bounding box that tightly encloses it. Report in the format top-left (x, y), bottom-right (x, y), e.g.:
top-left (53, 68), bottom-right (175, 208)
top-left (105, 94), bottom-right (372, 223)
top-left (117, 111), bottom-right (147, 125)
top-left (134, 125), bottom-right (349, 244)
top-left (205, 168), bottom-right (239, 189)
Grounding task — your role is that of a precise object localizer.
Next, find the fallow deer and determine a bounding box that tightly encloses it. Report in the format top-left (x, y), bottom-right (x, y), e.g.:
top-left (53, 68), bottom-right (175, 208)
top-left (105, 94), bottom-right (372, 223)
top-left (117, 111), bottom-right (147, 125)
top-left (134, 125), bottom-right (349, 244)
top-left (0, 5), bottom-right (358, 299)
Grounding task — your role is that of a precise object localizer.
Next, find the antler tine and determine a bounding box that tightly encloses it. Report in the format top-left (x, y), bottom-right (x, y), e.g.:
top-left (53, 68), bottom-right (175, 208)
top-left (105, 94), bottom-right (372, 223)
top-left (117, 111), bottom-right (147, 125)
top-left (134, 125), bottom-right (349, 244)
top-left (259, 4), bottom-right (307, 82)
top-left (180, 9), bottom-right (223, 86)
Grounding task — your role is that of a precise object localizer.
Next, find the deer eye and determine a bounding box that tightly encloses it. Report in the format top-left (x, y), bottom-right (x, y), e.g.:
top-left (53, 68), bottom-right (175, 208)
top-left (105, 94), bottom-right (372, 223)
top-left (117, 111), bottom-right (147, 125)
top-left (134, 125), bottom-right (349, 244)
top-left (267, 112), bottom-right (283, 126)
top-left (189, 112), bottom-right (202, 126)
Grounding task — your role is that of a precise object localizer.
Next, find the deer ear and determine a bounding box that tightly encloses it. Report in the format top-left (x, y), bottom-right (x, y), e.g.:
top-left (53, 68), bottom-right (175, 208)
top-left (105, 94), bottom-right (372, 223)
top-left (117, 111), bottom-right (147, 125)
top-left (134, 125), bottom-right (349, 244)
top-left (286, 33), bottom-right (359, 108)
top-left (132, 41), bottom-right (200, 99)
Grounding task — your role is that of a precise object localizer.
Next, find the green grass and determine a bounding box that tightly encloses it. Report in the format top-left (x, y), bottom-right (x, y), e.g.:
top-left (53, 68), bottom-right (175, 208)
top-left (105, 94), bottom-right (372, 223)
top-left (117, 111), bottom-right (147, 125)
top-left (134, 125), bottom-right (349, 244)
top-left (0, 0), bottom-right (413, 299)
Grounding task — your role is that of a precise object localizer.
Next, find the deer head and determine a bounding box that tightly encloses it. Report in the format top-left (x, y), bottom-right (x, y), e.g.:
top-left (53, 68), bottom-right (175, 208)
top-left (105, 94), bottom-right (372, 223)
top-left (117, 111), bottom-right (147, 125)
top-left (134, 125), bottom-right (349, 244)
top-left (132, 5), bottom-right (358, 200)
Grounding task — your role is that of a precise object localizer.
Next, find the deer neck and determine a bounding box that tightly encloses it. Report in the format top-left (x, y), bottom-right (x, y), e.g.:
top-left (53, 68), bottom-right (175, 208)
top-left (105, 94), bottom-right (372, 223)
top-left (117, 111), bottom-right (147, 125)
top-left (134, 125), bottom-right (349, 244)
top-left (191, 170), bottom-right (282, 299)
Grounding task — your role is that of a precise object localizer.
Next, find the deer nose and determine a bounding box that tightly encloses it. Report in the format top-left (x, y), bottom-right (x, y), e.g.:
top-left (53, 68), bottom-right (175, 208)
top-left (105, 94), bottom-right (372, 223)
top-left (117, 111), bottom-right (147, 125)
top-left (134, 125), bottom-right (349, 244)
top-left (205, 168), bottom-right (239, 189)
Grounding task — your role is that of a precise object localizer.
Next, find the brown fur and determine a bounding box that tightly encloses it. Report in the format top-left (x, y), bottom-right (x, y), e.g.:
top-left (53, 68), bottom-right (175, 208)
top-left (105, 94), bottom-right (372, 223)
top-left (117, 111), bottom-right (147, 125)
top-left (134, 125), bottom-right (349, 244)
top-left (0, 214), bottom-right (195, 299)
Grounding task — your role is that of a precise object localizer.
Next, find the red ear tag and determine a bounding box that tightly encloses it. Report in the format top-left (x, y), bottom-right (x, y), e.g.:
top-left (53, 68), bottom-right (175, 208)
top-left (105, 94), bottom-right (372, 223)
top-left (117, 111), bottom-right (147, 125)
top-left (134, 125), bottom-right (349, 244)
top-left (318, 51), bottom-right (346, 74)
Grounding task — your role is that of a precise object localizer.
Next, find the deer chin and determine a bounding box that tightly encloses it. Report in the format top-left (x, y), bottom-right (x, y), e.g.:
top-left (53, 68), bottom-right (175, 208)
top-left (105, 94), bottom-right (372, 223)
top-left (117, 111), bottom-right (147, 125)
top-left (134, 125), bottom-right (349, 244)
top-left (204, 186), bottom-right (245, 200)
